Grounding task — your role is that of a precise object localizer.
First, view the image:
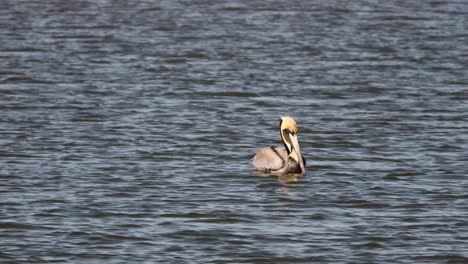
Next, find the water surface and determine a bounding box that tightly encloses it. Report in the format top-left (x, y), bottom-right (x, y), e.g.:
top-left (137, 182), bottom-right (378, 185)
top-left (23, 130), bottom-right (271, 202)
top-left (1, 0), bottom-right (468, 263)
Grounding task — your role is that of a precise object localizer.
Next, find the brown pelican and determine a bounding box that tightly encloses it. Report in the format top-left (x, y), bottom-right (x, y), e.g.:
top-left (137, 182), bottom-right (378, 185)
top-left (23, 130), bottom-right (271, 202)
top-left (251, 116), bottom-right (306, 175)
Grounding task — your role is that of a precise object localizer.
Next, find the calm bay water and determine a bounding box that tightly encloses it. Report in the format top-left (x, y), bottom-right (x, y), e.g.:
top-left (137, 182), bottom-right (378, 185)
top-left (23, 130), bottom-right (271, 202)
top-left (1, 0), bottom-right (468, 263)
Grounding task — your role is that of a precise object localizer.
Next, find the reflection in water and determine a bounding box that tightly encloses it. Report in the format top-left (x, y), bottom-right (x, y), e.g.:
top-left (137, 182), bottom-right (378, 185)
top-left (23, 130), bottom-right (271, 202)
top-left (278, 174), bottom-right (302, 184)
top-left (276, 186), bottom-right (298, 197)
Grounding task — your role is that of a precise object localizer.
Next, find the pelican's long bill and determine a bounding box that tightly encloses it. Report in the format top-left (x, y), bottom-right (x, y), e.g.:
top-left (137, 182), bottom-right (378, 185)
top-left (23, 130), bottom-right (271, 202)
top-left (289, 133), bottom-right (305, 173)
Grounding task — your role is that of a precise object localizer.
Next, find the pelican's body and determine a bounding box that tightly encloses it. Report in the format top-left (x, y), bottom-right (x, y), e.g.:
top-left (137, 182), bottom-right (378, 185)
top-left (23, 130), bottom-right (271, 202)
top-left (251, 116), bottom-right (306, 175)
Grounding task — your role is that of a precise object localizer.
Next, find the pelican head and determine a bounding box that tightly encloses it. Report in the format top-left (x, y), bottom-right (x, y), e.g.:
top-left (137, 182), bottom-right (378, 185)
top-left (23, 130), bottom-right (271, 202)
top-left (280, 116), bottom-right (305, 173)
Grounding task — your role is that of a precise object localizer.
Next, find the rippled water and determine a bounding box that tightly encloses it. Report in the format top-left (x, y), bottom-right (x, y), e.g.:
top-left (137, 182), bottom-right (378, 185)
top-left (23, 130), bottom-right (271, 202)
top-left (1, 0), bottom-right (468, 263)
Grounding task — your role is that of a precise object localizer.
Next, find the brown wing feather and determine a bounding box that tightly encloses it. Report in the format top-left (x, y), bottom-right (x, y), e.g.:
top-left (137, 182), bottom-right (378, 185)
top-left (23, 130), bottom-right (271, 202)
top-left (250, 146), bottom-right (288, 172)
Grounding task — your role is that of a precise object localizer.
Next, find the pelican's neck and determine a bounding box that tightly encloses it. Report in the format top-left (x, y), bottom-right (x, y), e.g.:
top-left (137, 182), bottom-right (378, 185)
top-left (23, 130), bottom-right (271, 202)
top-left (289, 149), bottom-right (299, 163)
top-left (281, 130), bottom-right (292, 154)
top-left (281, 130), bottom-right (301, 165)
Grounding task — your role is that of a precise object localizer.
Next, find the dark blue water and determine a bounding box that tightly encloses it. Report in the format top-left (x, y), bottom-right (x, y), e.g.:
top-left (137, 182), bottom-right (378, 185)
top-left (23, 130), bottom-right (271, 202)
top-left (1, 0), bottom-right (468, 263)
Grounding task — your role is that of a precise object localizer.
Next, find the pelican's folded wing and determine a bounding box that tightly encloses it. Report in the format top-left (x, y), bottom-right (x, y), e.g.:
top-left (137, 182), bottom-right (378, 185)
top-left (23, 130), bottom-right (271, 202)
top-left (250, 146), bottom-right (288, 172)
